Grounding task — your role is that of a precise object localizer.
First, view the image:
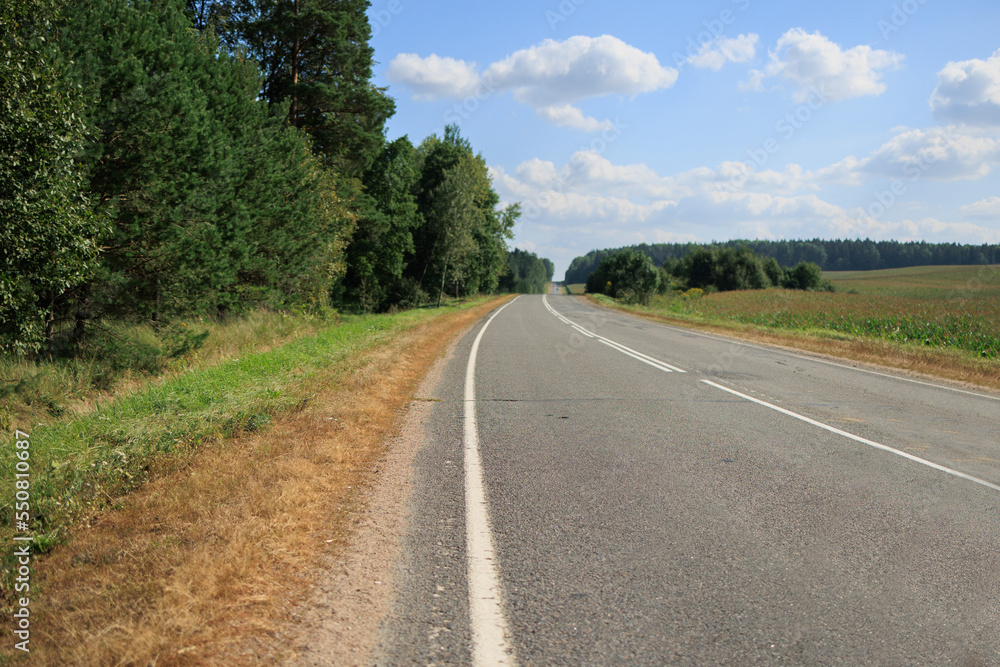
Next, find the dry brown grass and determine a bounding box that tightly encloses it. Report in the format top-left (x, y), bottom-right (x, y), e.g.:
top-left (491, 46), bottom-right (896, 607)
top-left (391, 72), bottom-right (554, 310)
top-left (20, 297), bottom-right (510, 666)
top-left (589, 295), bottom-right (1000, 393)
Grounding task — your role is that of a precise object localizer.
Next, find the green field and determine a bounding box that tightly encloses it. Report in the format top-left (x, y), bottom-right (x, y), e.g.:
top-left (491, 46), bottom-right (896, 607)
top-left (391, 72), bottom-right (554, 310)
top-left (619, 265), bottom-right (1000, 359)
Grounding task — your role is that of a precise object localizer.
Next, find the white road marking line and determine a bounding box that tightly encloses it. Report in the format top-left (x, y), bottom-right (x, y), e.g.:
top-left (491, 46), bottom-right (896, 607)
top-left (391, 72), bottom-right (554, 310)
top-left (598, 340), bottom-right (674, 373)
top-left (465, 298), bottom-right (518, 666)
top-left (595, 336), bottom-right (687, 373)
top-left (543, 295), bottom-right (686, 373)
top-left (701, 379), bottom-right (1000, 494)
top-left (644, 316), bottom-right (1000, 403)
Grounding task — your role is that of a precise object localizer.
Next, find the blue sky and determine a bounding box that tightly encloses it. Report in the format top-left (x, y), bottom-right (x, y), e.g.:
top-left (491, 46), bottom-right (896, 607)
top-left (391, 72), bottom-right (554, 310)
top-left (367, 0), bottom-right (1000, 279)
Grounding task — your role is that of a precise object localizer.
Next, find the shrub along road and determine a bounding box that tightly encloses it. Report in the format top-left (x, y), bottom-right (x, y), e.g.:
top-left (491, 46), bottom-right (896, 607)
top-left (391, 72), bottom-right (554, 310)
top-left (376, 294), bottom-right (1000, 665)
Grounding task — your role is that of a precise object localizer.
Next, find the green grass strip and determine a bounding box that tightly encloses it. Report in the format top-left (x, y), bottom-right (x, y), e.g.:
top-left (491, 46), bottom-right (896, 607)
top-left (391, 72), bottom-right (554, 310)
top-left (1, 299), bottom-right (489, 596)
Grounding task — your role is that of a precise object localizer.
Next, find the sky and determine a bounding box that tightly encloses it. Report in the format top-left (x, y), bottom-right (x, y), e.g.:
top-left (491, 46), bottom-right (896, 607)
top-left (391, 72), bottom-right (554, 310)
top-left (367, 0), bottom-right (1000, 280)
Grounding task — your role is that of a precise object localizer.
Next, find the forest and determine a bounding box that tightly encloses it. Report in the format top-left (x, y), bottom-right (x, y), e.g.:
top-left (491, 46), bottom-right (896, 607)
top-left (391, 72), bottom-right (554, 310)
top-left (0, 0), bottom-right (551, 357)
top-left (565, 239), bottom-right (1000, 285)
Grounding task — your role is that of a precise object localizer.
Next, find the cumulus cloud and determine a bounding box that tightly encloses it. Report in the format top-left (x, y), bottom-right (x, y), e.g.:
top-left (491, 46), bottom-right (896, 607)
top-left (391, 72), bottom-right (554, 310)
top-left (839, 217), bottom-right (1000, 243)
top-left (484, 35), bottom-right (677, 106)
top-left (385, 53), bottom-right (481, 100)
top-left (493, 129), bottom-right (1000, 274)
top-left (386, 35), bottom-right (677, 131)
top-left (536, 105), bottom-right (613, 132)
top-left (687, 34), bottom-right (759, 71)
top-left (491, 151), bottom-right (850, 241)
top-left (930, 50), bottom-right (1000, 127)
top-left (744, 28), bottom-right (903, 102)
top-left (857, 126), bottom-right (1000, 181)
top-left (960, 196), bottom-right (1000, 217)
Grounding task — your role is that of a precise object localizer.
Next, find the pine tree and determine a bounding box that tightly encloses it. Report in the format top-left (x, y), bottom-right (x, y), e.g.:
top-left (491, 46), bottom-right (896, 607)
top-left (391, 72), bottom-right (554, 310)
top-left (61, 0), bottom-right (348, 322)
top-left (344, 137), bottom-right (422, 312)
top-left (198, 0), bottom-right (395, 177)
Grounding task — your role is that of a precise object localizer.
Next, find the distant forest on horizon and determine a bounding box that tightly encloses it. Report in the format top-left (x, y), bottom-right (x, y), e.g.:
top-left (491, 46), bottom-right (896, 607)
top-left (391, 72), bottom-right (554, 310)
top-left (563, 239), bottom-right (1000, 284)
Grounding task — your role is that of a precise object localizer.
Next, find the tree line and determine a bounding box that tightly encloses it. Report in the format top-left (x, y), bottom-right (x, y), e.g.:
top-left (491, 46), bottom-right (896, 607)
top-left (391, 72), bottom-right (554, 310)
top-left (585, 247), bottom-right (826, 305)
top-left (565, 239), bottom-right (1000, 285)
top-left (1, 0), bottom-right (543, 355)
top-left (497, 249), bottom-right (554, 295)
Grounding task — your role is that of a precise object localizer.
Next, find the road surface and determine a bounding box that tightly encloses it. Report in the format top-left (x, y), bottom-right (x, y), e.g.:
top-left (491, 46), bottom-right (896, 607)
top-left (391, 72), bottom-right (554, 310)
top-left (376, 294), bottom-right (1000, 665)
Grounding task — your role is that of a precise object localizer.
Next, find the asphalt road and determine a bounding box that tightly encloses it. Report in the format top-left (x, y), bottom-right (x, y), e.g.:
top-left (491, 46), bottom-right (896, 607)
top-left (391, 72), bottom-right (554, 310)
top-left (376, 294), bottom-right (1000, 666)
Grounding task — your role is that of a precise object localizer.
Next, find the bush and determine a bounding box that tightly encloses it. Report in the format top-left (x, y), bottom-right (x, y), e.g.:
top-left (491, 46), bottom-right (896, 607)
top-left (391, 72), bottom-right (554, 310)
top-left (670, 246), bottom-right (823, 293)
top-left (586, 249), bottom-right (661, 305)
top-left (783, 261), bottom-right (824, 290)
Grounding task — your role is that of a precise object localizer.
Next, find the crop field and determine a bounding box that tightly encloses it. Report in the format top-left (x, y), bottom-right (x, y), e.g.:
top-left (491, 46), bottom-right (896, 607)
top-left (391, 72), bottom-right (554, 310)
top-left (643, 265), bottom-right (1000, 359)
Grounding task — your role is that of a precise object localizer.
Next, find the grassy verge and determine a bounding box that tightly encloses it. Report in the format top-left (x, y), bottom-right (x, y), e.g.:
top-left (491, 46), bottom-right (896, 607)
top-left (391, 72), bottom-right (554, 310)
top-left (1, 296), bottom-right (509, 664)
top-left (584, 265), bottom-right (1000, 392)
top-left (0, 310), bottom-right (329, 432)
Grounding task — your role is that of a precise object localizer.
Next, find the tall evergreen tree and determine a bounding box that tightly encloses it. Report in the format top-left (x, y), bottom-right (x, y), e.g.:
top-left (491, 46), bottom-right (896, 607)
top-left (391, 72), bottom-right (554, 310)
top-left (61, 0), bottom-right (346, 323)
top-left (195, 0), bottom-right (395, 176)
top-left (344, 136), bottom-right (422, 312)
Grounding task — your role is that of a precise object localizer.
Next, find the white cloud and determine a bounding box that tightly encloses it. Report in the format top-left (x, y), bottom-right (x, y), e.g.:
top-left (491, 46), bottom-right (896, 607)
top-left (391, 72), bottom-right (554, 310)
top-left (493, 130), bottom-right (1000, 276)
top-left (385, 53), bottom-right (481, 100)
top-left (739, 68), bottom-right (766, 92)
top-left (960, 196), bottom-right (1000, 217)
top-left (492, 152), bottom-right (850, 241)
top-left (745, 28), bottom-right (903, 102)
top-left (842, 217), bottom-right (1000, 243)
top-left (687, 34), bottom-right (759, 71)
top-left (930, 49), bottom-right (1000, 127)
top-left (858, 126), bottom-right (1000, 181)
top-left (484, 35), bottom-right (677, 107)
top-left (387, 35), bottom-right (676, 131)
top-left (536, 105), bottom-right (613, 132)
top-left (564, 151), bottom-right (668, 194)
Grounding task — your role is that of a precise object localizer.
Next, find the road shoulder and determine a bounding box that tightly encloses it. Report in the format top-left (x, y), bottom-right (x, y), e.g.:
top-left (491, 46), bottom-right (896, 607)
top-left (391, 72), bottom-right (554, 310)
top-left (283, 318), bottom-right (472, 665)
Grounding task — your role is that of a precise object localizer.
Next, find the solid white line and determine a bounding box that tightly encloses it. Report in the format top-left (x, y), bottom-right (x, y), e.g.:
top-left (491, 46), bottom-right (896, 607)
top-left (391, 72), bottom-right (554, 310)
top-left (701, 379), bottom-right (1000, 494)
top-left (598, 339), bottom-right (673, 372)
top-left (543, 295), bottom-right (686, 373)
top-left (465, 297), bottom-right (518, 666)
top-left (594, 334), bottom-right (687, 373)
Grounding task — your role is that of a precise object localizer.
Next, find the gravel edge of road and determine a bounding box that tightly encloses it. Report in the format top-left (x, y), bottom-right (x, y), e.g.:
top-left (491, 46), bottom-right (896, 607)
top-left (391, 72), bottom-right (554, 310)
top-left (283, 327), bottom-right (466, 666)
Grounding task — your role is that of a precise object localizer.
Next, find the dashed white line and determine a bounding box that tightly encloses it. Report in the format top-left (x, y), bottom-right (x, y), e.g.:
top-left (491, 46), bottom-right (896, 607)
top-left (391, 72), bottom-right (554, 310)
top-left (702, 379), bottom-right (1000, 494)
top-left (464, 298), bottom-right (518, 666)
top-left (646, 315), bottom-right (1000, 403)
